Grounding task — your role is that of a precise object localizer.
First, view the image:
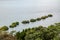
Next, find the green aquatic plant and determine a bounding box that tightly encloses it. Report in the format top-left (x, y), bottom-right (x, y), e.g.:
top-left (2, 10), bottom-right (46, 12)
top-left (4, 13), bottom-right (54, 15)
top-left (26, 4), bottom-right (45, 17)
top-left (0, 26), bottom-right (9, 31)
top-left (41, 16), bottom-right (48, 19)
top-left (30, 19), bottom-right (36, 22)
top-left (9, 22), bottom-right (19, 28)
top-left (48, 14), bottom-right (53, 17)
top-left (21, 14), bottom-right (53, 24)
top-left (22, 20), bottom-right (29, 24)
top-left (36, 18), bottom-right (41, 21)
top-left (16, 22), bottom-right (19, 25)
top-left (9, 23), bottom-right (16, 28)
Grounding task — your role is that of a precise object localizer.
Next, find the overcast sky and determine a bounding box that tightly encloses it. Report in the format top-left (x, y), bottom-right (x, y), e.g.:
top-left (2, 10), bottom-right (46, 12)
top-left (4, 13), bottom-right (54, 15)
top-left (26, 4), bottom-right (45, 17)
top-left (0, 0), bottom-right (60, 21)
top-left (0, 0), bottom-right (60, 13)
top-left (0, 0), bottom-right (60, 18)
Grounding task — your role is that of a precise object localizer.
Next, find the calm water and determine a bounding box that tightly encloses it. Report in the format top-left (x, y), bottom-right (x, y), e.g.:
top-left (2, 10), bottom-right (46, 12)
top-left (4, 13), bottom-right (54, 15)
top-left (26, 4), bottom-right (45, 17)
top-left (0, 0), bottom-right (60, 32)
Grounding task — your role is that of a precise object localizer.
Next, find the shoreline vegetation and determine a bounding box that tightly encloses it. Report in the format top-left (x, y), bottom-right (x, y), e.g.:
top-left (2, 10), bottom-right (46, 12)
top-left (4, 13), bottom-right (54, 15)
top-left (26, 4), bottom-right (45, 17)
top-left (0, 14), bottom-right (60, 40)
top-left (0, 22), bottom-right (60, 40)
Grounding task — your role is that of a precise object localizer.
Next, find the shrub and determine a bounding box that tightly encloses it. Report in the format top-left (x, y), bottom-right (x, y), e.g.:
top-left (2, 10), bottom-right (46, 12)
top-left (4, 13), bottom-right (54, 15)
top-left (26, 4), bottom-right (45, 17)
top-left (9, 24), bottom-right (16, 28)
top-left (15, 22), bottom-right (60, 40)
top-left (0, 26), bottom-right (9, 31)
top-left (9, 22), bottom-right (19, 28)
top-left (48, 14), bottom-right (53, 17)
top-left (41, 16), bottom-right (48, 19)
top-left (0, 31), bottom-right (17, 40)
top-left (16, 22), bottom-right (19, 25)
top-left (36, 18), bottom-right (41, 21)
top-left (30, 19), bottom-right (36, 22)
top-left (22, 20), bottom-right (29, 24)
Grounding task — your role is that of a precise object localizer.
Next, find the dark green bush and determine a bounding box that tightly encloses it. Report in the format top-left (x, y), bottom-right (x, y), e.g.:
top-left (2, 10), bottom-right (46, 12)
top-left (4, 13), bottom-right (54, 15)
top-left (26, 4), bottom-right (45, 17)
top-left (16, 22), bottom-right (19, 25)
top-left (41, 16), bottom-right (48, 19)
top-left (15, 22), bottom-right (60, 40)
top-left (48, 14), bottom-right (53, 17)
top-left (0, 26), bottom-right (9, 31)
top-left (9, 22), bottom-right (19, 28)
top-left (36, 18), bottom-right (41, 21)
top-left (30, 19), bottom-right (36, 22)
top-left (9, 24), bottom-right (16, 28)
top-left (22, 20), bottom-right (29, 24)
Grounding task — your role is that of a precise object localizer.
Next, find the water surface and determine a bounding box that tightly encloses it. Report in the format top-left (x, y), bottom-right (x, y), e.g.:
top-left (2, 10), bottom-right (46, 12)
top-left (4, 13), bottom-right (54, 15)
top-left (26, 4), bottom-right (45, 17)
top-left (0, 0), bottom-right (60, 32)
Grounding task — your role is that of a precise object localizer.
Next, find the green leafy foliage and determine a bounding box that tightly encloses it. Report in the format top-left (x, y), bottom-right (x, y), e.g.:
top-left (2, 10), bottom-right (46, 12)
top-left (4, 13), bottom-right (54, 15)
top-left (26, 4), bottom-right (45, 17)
top-left (0, 22), bottom-right (60, 40)
top-left (16, 22), bottom-right (19, 25)
top-left (22, 20), bottom-right (29, 24)
top-left (48, 14), bottom-right (53, 17)
top-left (30, 19), bottom-right (36, 22)
top-left (36, 18), bottom-right (41, 21)
top-left (9, 22), bottom-right (19, 28)
top-left (41, 16), bottom-right (48, 19)
top-left (0, 26), bottom-right (9, 31)
top-left (15, 22), bottom-right (60, 40)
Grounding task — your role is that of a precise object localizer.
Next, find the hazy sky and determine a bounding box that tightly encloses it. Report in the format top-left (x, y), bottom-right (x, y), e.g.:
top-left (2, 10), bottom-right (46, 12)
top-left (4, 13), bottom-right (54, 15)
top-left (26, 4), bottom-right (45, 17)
top-left (0, 0), bottom-right (60, 12)
top-left (0, 0), bottom-right (60, 13)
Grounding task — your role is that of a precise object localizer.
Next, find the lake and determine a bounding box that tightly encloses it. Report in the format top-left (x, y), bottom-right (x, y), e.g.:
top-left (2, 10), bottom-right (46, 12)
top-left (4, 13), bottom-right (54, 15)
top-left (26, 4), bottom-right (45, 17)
top-left (0, 0), bottom-right (60, 32)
